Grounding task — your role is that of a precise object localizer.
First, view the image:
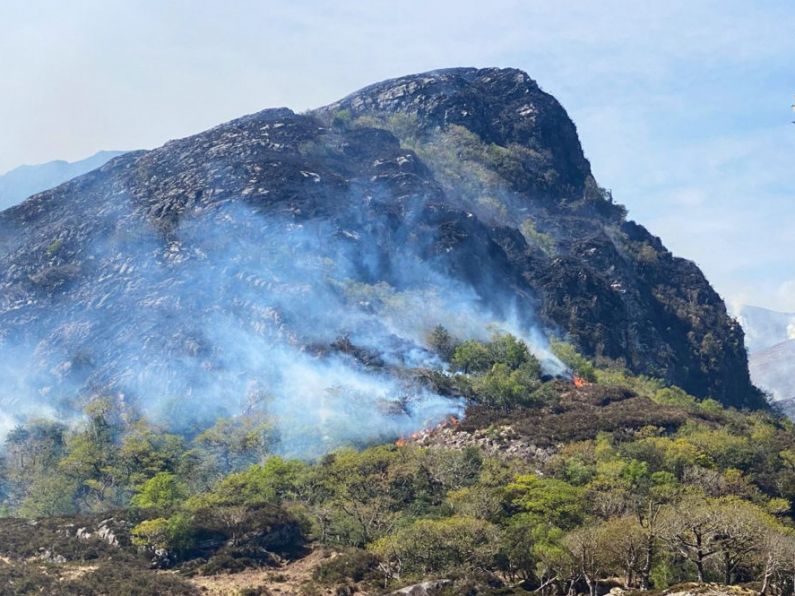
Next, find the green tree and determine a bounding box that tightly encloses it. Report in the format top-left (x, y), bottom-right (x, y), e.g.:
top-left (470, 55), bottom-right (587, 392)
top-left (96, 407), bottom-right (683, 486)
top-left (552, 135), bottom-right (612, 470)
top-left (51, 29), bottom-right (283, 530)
top-left (451, 340), bottom-right (491, 374)
top-left (427, 325), bottom-right (456, 361)
top-left (131, 472), bottom-right (187, 510)
top-left (194, 415), bottom-right (274, 475)
top-left (488, 333), bottom-right (533, 370)
top-left (58, 399), bottom-right (120, 511)
top-left (505, 474), bottom-right (584, 529)
top-left (205, 456), bottom-right (309, 507)
top-left (472, 363), bottom-right (541, 410)
top-left (18, 474), bottom-right (78, 517)
top-left (563, 524), bottom-right (610, 596)
top-left (371, 516), bottom-right (498, 577)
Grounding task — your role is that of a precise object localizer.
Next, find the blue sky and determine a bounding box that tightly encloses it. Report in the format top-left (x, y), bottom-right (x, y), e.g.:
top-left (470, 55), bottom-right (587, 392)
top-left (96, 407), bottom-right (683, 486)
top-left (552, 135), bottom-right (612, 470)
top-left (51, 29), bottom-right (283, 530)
top-left (1, 0), bottom-right (793, 311)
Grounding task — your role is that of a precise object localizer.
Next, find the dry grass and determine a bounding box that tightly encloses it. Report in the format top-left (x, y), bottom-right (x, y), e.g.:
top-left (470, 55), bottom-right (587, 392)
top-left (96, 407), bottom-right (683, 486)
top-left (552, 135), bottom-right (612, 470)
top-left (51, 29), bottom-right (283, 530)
top-left (57, 564), bottom-right (99, 582)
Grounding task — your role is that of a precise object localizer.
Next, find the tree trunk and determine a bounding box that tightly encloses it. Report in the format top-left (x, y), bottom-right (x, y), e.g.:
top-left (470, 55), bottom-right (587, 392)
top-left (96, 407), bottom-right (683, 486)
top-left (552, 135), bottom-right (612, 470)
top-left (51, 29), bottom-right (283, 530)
top-left (695, 532), bottom-right (705, 583)
top-left (566, 579), bottom-right (576, 596)
top-left (585, 576), bottom-right (597, 596)
top-left (640, 537), bottom-right (654, 589)
top-left (759, 564), bottom-right (771, 596)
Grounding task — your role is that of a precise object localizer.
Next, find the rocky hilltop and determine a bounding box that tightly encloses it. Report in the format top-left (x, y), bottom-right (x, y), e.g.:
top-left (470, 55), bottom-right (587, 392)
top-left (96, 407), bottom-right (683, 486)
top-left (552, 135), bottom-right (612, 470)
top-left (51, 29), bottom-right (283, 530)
top-left (0, 67), bottom-right (764, 435)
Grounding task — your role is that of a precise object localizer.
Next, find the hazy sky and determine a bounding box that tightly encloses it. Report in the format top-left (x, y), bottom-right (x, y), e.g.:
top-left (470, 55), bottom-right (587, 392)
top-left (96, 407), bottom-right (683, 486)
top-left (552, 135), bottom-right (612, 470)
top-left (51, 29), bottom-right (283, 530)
top-left (1, 0), bottom-right (793, 311)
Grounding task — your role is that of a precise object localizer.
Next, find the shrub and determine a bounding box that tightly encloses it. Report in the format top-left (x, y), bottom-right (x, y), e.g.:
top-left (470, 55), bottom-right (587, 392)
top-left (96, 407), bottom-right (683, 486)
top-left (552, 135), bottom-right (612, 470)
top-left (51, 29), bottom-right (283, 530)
top-left (551, 341), bottom-right (596, 382)
top-left (472, 363), bottom-right (542, 410)
top-left (313, 549), bottom-right (381, 584)
top-left (131, 512), bottom-right (194, 554)
top-left (452, 333), bottom-right (541, 379)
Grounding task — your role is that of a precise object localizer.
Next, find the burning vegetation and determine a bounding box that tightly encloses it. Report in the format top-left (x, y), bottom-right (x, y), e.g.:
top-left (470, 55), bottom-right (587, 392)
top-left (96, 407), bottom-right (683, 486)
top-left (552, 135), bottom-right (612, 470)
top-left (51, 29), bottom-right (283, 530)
top-left (572, 375), bottom-right (588, 388)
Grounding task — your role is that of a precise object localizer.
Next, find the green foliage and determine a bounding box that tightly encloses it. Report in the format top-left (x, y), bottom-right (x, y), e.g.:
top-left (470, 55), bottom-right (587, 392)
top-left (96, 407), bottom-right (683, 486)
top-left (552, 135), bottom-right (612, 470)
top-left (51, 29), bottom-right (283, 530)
top-left (487, 333), bottom-right (535, 370)
top-left (551, 340), bottom-right (596, 382)
top-left (18, 474), bottom-right (78, 517)
top-left (131, 472), bottom-right (187, 510)
top-left (427, 324), bottom-right (456, 361)
top-left (653, 386), bottom-right (699, 408)
top-left (4, 341), bottom-right (795, 592)
top-left (472, 363), bottom-right (541, 410)
top-left (45, 238), bottom-right (63, 257)
top-left (131, 512), bottom-right (194, 553)
top-left (499, 515), bottom-right (565, 581)
top-left (520, 218), bottom-right (556, 255)
top-left (194, 414), bottom-right (274, 476)
top-left (594, 368), bottom-right (663, 398)
top-left (200, 456), bottom-right (309, 507)
top-left (371, 516), bottom-right (499, 577)
top-left (331, 108), bottom-right (353, 128)
top-left (117, 423), bottom-right (185, 488)
top-left (452, 333), bottom-right (540, 374)
top-left (451, 339), bottom-right (492, 373)
top-left (505, 474), bottom-right (584, 529)
top-left (449, 334), bottom-right (544, 412)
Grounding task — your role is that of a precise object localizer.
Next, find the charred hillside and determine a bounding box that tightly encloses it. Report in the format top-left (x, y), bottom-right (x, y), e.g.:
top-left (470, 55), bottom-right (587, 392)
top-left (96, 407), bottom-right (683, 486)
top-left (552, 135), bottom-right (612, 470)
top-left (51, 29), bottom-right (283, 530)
top-left (0, 67), bottom-right (764, 434)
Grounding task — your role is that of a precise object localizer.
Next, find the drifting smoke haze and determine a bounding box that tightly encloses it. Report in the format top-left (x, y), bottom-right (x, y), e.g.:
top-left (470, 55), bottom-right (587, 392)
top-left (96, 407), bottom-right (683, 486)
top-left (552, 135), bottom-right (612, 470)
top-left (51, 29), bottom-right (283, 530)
top-left (0, 186), bottom-right (565, 457)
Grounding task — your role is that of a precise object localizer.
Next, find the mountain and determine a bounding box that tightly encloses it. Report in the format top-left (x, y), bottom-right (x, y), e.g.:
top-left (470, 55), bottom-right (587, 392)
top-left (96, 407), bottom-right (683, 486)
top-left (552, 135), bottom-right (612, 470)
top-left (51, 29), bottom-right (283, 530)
top-left (0, 151), bottom-right (125, 211)
top-left (735, 304), bottom-right (795, 353)
top-left (0, 68), bottom-right (765, 450)
top-left (733, 305), bottom-right (795, 408)
top-left (750, 339), bottom-right (795, 402)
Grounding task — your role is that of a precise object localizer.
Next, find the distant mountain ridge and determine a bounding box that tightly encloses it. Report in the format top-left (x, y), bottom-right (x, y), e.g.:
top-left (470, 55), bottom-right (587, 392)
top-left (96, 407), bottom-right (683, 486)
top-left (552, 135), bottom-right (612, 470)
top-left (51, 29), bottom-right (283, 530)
top-left (0, 151), bottom-right (125, 211)
top-left (737, 304), bottom-right (795, 407)
top-left (735, 304), bottom-right (795, 353)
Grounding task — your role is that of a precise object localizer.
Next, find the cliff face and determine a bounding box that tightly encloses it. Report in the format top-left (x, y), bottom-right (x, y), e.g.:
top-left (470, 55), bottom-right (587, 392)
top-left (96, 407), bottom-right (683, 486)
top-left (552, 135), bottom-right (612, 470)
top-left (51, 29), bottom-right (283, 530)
top-left (0, 67), bottom-right (764, 425)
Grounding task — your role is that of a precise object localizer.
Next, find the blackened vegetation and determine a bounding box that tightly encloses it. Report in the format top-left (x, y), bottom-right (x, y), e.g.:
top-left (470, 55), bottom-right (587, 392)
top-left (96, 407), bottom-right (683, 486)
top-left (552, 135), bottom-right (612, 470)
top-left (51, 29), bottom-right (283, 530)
top-left (0, 514), bottom-right (199, 595)
top-left (0, 505), bottom-right (307, 593)
top-left (461, 382), bottom-right (689, 446)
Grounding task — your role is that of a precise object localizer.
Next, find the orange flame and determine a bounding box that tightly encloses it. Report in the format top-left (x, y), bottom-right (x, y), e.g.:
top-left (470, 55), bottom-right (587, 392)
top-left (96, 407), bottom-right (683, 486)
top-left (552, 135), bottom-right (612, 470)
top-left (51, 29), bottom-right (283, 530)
top-left (573, 375), bottom-right (588, 388)
top-left (395, 416), bottom-right (460, 447)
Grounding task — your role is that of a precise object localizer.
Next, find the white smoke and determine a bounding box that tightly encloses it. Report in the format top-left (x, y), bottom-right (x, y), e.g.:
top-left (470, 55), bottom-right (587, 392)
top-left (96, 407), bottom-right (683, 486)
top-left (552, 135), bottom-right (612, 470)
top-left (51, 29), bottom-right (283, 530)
top-left (0, 190), bottom-right (564, 456)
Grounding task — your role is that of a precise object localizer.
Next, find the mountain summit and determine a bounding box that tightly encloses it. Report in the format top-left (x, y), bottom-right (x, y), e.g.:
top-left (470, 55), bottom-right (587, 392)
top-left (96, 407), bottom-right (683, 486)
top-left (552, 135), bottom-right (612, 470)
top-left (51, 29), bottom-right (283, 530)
top-left (0, 68), bottom-right (764, 445)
